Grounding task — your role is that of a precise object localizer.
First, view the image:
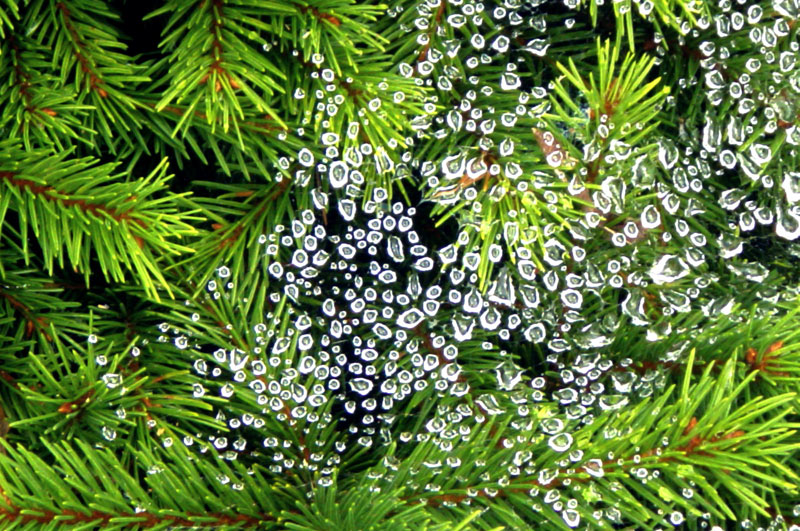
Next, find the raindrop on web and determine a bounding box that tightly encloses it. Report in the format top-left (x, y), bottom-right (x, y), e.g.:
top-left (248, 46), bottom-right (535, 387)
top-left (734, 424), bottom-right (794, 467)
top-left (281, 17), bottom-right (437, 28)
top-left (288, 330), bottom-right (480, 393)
top-left (649, 255), bottom-right (690, 285)
top-left (102, 373), bottom-right (123, 389)
top-left (524, 322), bottom-right (546, 343)
top-left (776, 207), bottom-right (800, 240)
top-left (548, 433), bottom-right (573, 452)
top-left (657, 139), bottom-right (679, 169)
top-left (719, 149), bottom-right (737, 169)
top-left (562, 510), bottom-right (580, 528)
top-left (783, 172), bottom-right (800, 203)
top-left (598, 395), bottom-right (629, 411)
top-left (560, 289), bottom-right (583, 310)
top-left (297, 148), bottom-right (315, 167)
top-left (321, 132), bottom-right (339, 146)
top-left (101, 426), bottom-right (117, 441)
top-left (543, 270), bottom-right (559, 291)
top-left (500, 72), bottom-right (521, 90)
top-left (397, 308), bottom-right (425, 329)
top-left (524, 38), bottom-right (550, 56)
top-left (329, 161), bottom-right (349, 189)
top-left (338, 199), bottom-right (356, 222)
top-left (348, 378), bottom-right (373, 396)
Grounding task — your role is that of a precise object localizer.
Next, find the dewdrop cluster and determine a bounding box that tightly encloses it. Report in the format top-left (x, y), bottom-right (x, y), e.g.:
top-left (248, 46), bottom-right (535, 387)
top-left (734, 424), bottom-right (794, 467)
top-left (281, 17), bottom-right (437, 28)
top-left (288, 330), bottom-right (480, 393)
top-left (686, 0), bottom-right (800, 249)
top-left (394, 0), bottom-right (800, 368)
top-left (392, 0), bottom-right (745, 359)
top-left (152, 141), bottom-right (670, 530)
top-left (141, 1), bottom-right (800, 528)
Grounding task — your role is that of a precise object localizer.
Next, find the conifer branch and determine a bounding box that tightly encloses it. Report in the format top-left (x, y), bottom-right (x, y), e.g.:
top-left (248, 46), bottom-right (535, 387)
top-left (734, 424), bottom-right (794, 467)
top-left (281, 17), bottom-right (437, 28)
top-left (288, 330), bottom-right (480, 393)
top-left (0, 33), bottom-right (92, 150)
top-left (0, 144), bottom-right (201, 300)
top-left (1, 1), bottom-right (799, 529)
top-left (0, 0), bottom-right (19, 39)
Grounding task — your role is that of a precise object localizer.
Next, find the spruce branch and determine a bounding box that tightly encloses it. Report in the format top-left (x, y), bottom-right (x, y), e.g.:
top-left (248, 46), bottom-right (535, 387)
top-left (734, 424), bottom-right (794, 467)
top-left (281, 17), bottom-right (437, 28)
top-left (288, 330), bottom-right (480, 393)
top-left (0, 438), bottom-right (284, 529)
top-left (146, 0), bottom-right (290, 137)
top-left (0, 32), bottom-right (93, 151)
top-left (387, 351), bottom-right (800, 528)
top-left (276, 1), bottom-right (388, 75)
top-left (163, 179), bottom-right (302, 299)
top-left (0, 0), bottom-right (798, 529)
top-left (0, 142), bottom-right (201, 301)
top-left (544, 37), bottom-right (670, 184)
top-left (138, 98), bottom-right (307, 179)
top-left (0, 0), bottom-right (19, 39)
top-left (31, 0), bottom-right (151, 151)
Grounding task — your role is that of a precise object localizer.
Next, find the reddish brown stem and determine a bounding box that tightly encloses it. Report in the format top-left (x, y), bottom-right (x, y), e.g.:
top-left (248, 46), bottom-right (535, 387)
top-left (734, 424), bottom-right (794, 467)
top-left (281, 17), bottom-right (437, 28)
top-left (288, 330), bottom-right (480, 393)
top-left (55, 2), bottom-right (108, 97)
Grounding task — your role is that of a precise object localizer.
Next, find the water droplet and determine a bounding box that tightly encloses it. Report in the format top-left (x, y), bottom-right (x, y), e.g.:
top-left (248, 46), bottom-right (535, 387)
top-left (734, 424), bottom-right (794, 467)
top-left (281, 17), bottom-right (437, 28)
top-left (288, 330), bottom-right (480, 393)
top-left (329, 161), bottom-right (349, 189)
top-left (437, 244), bottom-right (458, 265)
top-left (702, 114), bottom-right (722, 153)
top-left (321, 132), bottom-right (339, 146)
top-left (782, 172), bottom-right (800, 203)
top-left (776, 207), bottom-right (800, 240)
top-left (396, 308), bottom-right (425, 329)
top-left (475, 394), bottom-right (504, 415)
top-left (500, 72), bottom-right (521, 90)
top-left (719, 188), bottom-right (748, 210)
top-left (102, 426), bottom-right (117, 441)
top-left (657, 139), bottom-right (679, 169)
top-left (492, 361), bottom-right (522, 391)
top-left (524, 38), bottom-right (550, 56)
top-left (524, 322), bottom-right (546, 343)
top-left (490, 35), bottom-right (510, 53)
top-left (748, 143), bottom-right (772, 165)
top-left (298, 148), bottom-right (315, 167)
top-left (562, 509), bottom-right (580, 528)
top-left (451, 314), bottom-right (476, 342)
top-left (639, 205), bottom-right (661, 230)
top-left (220, 383), bottom-right (235, 398)
top-left (102, 373), bottom-right (123, 389)
top-left (717, 233), bottom-right (743, 258)
top-left (348, 378), bottom-right (373, 396)
top-left (229, 350), bottom-right (249, 371)
top-left (387, 235), bottom-right (405, 262)
top-left (548, 433), bottom-right (573, 452)
top-left (649, 255), bottom-right (690, 285)
top-left (705, 70), bottom-right (726, 90)
top-left (779, 50), bottom-right (797, 73)
top-left (728, 261), bottom-right (769, 283)
top-left (462, 287), bottom-right (483, 313)
top-left (479, 306), bottom-right (501, 330)
top-left (338, 199), bottom-right (356, 221)
top-left (560, 289), bottom-right (583, 309)
top-left (621, 290), bottom-right (649, 326)
top-left (442, 110), bottom-right (463, 134)
top-left (517, 260), bottom-right (537, 281)
top-left (754, 206), bottom-right (774, 225)
top-left (542, 239), bottom-right (566, 267)
top-left (543, 270), bottom-right (559, 291)
top-left (746, 4), bottom-right (763, 23)
top-left (598, 395), bottom-right (629, 411)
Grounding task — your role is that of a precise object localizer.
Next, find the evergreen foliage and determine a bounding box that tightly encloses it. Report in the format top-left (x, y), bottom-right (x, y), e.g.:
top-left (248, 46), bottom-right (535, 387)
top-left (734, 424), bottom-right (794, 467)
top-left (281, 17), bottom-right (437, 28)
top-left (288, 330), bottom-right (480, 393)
top-left (0, 0), bottom-right (799, 529)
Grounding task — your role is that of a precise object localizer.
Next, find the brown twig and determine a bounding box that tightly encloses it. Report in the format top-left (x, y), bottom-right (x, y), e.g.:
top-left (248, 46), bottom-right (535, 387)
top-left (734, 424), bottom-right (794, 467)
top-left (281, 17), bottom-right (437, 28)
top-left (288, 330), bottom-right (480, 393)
top-left (298, 5), bottom-right (341, 27)
top-left (0, 171), bottom-right (147, 249)
top-left (198, 0), bottom-right (240, 92)
top-left (0, 504), bottom-right (275, 527)
top-left (7, 36), bottom-right (57, 118)
top-left (0, 288), bottom-right (52, 341)
top-left (55, 2), bottom-right (108, 97)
